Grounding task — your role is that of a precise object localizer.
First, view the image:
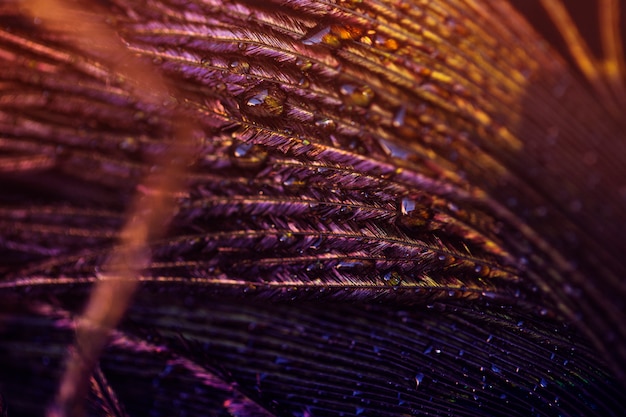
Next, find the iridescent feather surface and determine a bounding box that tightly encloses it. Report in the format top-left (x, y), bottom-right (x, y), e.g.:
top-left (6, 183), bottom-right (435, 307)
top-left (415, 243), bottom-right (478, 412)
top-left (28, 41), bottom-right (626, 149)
top-left (0, 0), bottom-right (625, 416)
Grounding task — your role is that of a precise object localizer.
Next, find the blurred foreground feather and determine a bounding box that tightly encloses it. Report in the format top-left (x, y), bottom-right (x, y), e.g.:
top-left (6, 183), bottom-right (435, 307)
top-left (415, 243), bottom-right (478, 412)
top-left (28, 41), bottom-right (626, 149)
top-left (0, 0), bottom-right (625, 416)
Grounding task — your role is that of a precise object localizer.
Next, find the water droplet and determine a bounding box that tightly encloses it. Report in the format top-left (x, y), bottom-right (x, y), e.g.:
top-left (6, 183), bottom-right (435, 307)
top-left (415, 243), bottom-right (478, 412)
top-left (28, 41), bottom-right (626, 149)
top-left (375, 34), bottom-right (400, 51)
top-left (302, 26), bottom-right (340, 47)
top-left (297, 58), bottom-right (313, 72)
top-left (491, 364), bottom-right (501, 374)
top-left (279, 232), bottom-right (294, 243)
top-left (119, 137), bottom-right (139, 152)
top-left (283, 176), bottom-right (306, 188)
top-left (378, 138), bottom-right (411, 159)
top-left (314, 117), bottom-right (337, 131)
top-left (229, 60), bottom-right (250, 74)
top-left (306, 261), bottom-right (324, 272)
top-left (474, 264), bottom-right (491, 277)
top-left (233, 142), bottom-right (253, 158)
top-left (298, 77), bottom-right (310, 88)
top-left (241, 84), bottom-right (286, 117)
top-left (383, 271), bottom-right (402, 286)
top-left (339, 83), bottom-right (374, 107)
top-left (393, 105), bottom-right (407, 128)
top-left (331, 25), bottom-right (363, 41)
top-left (415, 373), bottom-right (425, 388)
top-left (539, 378), bottom-right (548, 388)
top-left (230, 141), bottom-right (268, 168)
top-left (336, 260), bottom-right (370, 270)
top-left (400, 197), bottom-right (416, 215)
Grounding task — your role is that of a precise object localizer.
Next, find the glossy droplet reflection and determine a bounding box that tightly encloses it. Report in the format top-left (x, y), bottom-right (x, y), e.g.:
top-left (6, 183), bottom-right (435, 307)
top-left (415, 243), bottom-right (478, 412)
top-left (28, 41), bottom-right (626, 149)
top-left (383, 271), bottom-right (402, 286)
top-left (392, 105), bottom-right (407, 128)
top-left (374, 34), bottom-right (400, 52)
top-left (331, 25), bottom-right (364, 41)
top-left (400, 197), bottom-right (416, 215)
top-left (241, 84), bottom-right (286, 117)
top-left (228, 60), bottom-right (250, 74)
top-left (230, 141), bottom-right (268, 168)
top-left (303, 26), bottom-right (340, 47)
top-left (233, 142), bottom-right (253, 158)
top-left (378, 138), bottom-right (411, 159)
top-left (302, 24), bottom-right (363, 47)
top-left (339, 83), bottom-right (375, 107)
top-left (296, 58), bottom-right (313, 72)
top-left (314, 117), bottom-right (337, 132)
top-left (415, 373), bottom-right (425, 389)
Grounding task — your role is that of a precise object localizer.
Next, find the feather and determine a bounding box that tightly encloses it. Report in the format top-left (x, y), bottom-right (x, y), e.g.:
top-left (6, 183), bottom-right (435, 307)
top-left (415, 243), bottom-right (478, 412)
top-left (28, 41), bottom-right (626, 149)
top-left (0, 0), bottom-right (625, 416)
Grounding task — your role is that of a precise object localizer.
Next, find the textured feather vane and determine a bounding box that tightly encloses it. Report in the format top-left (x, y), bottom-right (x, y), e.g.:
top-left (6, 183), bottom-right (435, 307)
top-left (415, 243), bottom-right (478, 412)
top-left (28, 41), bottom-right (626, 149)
top-left (0, 0), bottom-right (625, 416)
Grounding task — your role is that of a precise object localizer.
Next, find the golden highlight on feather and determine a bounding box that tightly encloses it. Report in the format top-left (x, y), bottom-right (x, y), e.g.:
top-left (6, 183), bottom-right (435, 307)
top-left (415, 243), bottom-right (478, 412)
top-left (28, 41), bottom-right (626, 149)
top-left (541, 0), bottom-right (626, 114)
top-left (599, 0), bottom-right (626, 98)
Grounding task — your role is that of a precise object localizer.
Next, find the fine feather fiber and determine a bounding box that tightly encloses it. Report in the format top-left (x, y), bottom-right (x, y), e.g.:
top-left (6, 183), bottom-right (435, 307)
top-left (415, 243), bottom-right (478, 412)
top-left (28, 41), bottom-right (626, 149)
top-left (0, 0), bottom-right (625, 416)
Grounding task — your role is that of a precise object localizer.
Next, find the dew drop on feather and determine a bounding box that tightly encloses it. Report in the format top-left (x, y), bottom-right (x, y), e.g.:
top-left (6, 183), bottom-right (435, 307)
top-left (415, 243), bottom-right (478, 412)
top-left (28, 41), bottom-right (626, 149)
top-left (296, 58), bottom-right (313, 72)
top-left (392, 105), bottom-right (407, 128)
top-left (399, 197), bottom-right (416, 215)
top-left (374, 34), bottom-right (400, 52)
top-left (383, 271), bottom-right (402, 286)
top-left (378, 138), bottom-right (411, 159)
top-left (338, 83), bottom-right (375, 107)
top-left (415, 373), bottom-right (425, 388)
top-left (314, 117), bottom-right (337, 132)
top-left (302, 25), bottom-right (339, 47)
top-left (230, 141), bottom-right (268, 168)
top-left (228, 60), bottom-right (250, 74)
top-left (241, 85), bottom-right (286, 117)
